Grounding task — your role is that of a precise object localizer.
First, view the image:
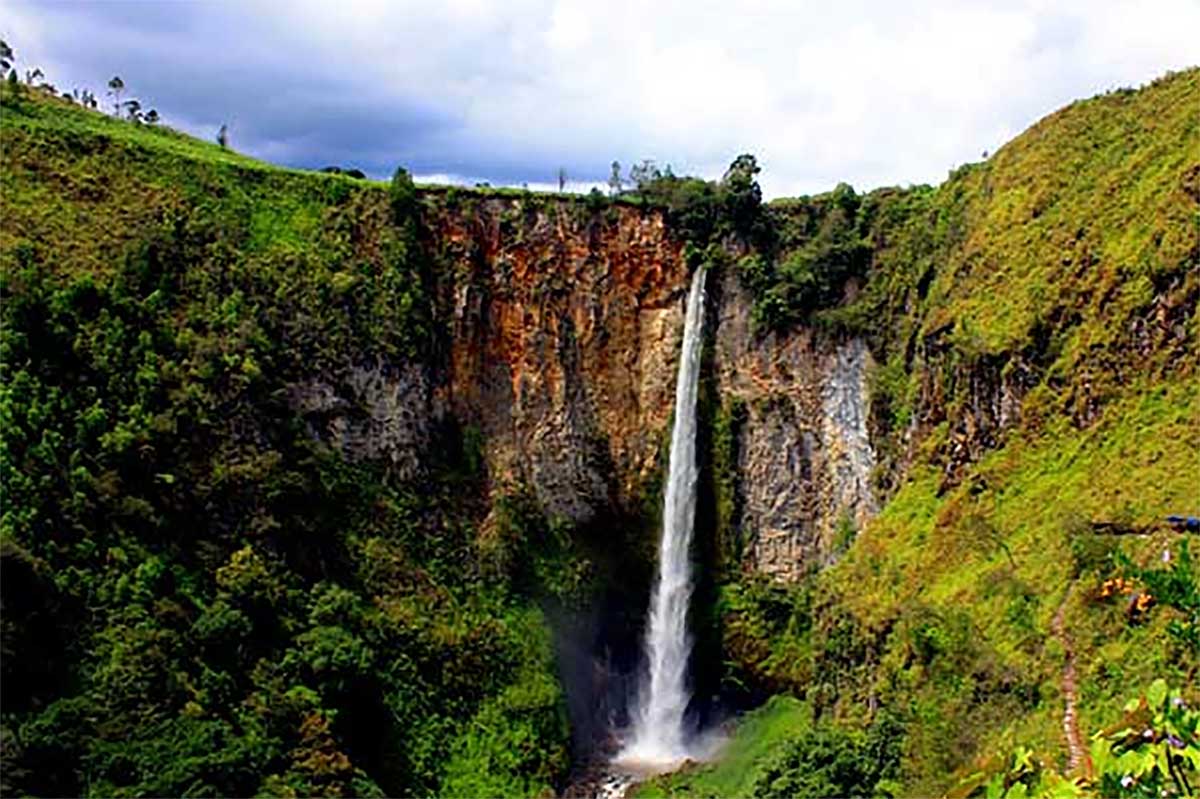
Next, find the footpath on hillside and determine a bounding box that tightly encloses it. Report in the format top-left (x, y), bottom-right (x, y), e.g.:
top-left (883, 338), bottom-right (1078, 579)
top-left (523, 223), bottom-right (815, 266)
top-left (1051, 582), bottom-right (1085, 773)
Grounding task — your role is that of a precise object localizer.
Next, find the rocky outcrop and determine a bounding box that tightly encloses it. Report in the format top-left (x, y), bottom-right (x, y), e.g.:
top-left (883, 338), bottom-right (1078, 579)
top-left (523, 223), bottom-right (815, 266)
top-left (287, 364), bottom-right (434, 481)
top-left (911, 339), bottom-right (1037, 492)
top-left (821, 339), bottom-right (878, 533)
top-left (287, 192), bottom-right (883, 580)
top-left (713, 272), bottom-right (877, 581)
top-left (427, 196), bottom-right (689, 523)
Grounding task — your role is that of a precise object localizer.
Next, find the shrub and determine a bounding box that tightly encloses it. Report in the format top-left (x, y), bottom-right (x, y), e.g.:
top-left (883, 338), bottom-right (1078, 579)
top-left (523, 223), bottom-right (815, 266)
top-left (752, 720), bottom-right (901, 799)
top-left (389, 166), bottom-right (417, 223)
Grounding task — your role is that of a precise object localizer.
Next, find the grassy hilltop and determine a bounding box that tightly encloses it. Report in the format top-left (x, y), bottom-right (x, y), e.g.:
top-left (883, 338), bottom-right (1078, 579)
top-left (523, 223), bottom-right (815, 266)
top-left (1, 81), bottom-right (584, 798)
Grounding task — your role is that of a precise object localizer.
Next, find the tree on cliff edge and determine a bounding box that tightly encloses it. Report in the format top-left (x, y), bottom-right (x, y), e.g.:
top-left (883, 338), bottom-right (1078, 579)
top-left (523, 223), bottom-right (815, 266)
top-left (608, 160), bottom-right (623, 196)
top-left (722, 153), bottom-right (763, 237)
top-left (106, 76), bottom-right (124, 116)
top-left (390, 167), bottom-right (417, 224)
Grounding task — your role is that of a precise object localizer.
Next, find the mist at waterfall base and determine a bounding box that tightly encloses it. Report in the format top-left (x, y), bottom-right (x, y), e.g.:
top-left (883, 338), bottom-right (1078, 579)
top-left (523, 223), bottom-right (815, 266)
top-left (611, 267), bottom-right (726, 773)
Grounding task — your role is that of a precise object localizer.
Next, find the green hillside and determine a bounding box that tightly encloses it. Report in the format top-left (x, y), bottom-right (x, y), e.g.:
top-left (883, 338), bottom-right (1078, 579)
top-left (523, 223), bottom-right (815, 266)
top-left (1, 83), bottom-right (580, 797)
top-left (691, 68), bottom-right (1200, 797)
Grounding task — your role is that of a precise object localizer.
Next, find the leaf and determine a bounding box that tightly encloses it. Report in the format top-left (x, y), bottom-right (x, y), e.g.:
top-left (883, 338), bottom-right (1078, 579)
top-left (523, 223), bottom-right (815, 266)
top-left (1115, 749), bottom-right (1141, 774)
top-left (1040, 773), bottom-right (1085, 799)
top-left (1013, 746), bottom-right (1034, 773)
top-left (1050, 781), bottom-right (1084, 799)
top-left (1089, 738), bottom-right (1112, 773)
top-left (1154, 746), bottom-right (1174, 779)
top-left (1147, 678), bottom-right (1168, 708)
top-left (1004, 782), bottom-right (1028, 799)
top-left (1134, 748), bottom-right (1157, 776)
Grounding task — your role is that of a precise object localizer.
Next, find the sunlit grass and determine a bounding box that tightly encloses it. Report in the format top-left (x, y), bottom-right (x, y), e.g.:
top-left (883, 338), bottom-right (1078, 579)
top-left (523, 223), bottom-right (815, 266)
top-left (633, 696), bottom-right (812, 799)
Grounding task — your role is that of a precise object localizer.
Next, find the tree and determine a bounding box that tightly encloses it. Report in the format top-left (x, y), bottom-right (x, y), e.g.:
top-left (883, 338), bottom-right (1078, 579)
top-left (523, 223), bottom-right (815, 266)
top-left (217, 123), bottom-right (228, 149)
top-left (24, 68), bottom-right (43, 87)
top-left (74, 89), bottom-right (98, 110)
top-left (0, 39), bottom-right (13, 75)
top-left (107, 76), bottom-right (124, 115)
top-left (122, 99), bottom-right (143, 122)
top-left (389, 166), bottom-right (417, 224)
top-left (556, 167), bottom-right (567, 193)
top-left (721, 153), bottom-right (763, 237)
top-left (629, 159), bottom-right (661, 192)
top-left (752, 724), bottom-right (894, 799)
top-left (608, 160), bottom-right (622, 197)
top-left (722, 153), bottom-right (761, 196)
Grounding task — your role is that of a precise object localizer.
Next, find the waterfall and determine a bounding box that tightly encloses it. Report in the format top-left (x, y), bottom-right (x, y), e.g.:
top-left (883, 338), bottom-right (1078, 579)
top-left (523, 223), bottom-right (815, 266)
top-left (619, 265), bottom-right (707, 768)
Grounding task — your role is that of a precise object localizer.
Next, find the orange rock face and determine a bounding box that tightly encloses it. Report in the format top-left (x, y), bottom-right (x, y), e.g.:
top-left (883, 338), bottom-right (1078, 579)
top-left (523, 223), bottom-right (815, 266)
top-left (424, 196), bottom-right (690, 522)
top-left (415, 193), bottom-right (880, 579)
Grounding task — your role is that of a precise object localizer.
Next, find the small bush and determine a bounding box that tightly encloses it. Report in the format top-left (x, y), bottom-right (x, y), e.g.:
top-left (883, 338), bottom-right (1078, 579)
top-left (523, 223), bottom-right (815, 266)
top-left (389, 166), bottom-right (417, 223)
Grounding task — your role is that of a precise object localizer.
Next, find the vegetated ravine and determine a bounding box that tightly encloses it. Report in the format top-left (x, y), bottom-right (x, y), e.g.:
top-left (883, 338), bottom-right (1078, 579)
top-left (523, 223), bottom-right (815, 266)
top-left (1, 68), bottom-right (1199, 798)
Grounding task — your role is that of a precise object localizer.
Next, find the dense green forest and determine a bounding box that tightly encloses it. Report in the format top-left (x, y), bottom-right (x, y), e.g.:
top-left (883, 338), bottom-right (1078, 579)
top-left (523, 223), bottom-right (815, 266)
top-left (2, 64), bottom-right (1198, 799)
top-left (0, 82), bottom-right (588, 797)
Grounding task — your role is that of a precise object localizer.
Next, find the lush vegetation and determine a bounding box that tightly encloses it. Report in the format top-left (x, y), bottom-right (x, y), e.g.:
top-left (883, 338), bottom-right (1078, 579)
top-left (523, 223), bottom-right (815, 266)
top-left (737, 181), bottom-right (875, 330)
top-left (705, 68), bottom-right (1199, 796)
top-left (634, 695), bottom-right (902, 799)
top-left (2, 51), bottom-right (1197, 799)
top-left (0, 83), bottom-right (582, 797)
top-left (951, 678), bottom-right (1200, 798)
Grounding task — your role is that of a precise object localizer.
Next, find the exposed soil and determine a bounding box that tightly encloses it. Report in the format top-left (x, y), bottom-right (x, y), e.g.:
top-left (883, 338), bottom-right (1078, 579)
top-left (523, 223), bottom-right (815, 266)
top-left (1051, 582), bottom-right (1086, 773)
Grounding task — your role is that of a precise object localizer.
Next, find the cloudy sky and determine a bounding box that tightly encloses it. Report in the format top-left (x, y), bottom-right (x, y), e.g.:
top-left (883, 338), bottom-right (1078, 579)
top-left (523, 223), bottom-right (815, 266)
top-left (4, 0), bottom-right (1197, 197)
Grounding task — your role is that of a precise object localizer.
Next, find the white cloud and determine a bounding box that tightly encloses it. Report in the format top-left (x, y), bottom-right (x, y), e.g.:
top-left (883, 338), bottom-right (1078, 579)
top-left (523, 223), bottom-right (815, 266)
top-left (3, 0), bottom-right (1196, 196)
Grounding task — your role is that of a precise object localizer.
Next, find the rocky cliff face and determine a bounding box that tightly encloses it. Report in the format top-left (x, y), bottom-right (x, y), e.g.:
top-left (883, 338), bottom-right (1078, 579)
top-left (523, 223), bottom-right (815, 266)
top-left (289, 364), bottom-right (434, 482)
top-left (713, 272), bottom-right (877, 580)
top-left (428, 196), bottom-right (690, 524)
top-left (425, 197), bottom-right (885, 579)
top-left (287, 193), bottom-right (881, 579)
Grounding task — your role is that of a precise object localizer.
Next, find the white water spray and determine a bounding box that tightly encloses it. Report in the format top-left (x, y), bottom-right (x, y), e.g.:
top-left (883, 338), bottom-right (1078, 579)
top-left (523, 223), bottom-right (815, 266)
top-left (619, 266), bottom-right (707, 769)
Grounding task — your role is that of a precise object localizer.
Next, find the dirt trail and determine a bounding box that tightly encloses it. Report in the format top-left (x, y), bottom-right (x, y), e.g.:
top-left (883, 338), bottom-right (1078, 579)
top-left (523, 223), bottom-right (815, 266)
top-left (1051, 582), bottom-right (1085, 773)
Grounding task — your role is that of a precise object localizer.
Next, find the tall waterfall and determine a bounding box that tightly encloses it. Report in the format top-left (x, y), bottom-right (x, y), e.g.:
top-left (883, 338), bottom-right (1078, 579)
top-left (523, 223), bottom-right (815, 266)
top-left (620, 265), bottom-right (707, 767)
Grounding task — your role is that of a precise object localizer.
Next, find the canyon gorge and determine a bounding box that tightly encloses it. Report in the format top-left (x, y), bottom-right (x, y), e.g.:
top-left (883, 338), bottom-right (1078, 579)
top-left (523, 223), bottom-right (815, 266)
top-left (1, 67), bottom-right (1197, 798)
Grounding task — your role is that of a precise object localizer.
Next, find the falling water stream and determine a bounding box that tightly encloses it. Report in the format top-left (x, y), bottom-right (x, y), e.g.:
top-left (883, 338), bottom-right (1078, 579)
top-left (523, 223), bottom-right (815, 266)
top-left (617, 265), bottom-right (708, 770)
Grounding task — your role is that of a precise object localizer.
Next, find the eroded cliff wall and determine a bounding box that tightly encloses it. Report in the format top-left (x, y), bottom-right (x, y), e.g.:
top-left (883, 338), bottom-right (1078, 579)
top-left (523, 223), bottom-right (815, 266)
top-left (424, 195), bottom-right (881, 576)
top-left (713, 270), bottom-right (877, 579)
top-left (429, 197), bottom-right (690, 524)
top-left (288, 191), bottom-right (883, 578)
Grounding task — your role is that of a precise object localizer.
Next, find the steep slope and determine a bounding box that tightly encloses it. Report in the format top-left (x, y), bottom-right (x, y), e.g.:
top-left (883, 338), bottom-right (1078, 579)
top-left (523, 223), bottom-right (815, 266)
top-left (0, 85), bottom-right (604, 797)
top-left (707, 67), bottom-right (1199, 796)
